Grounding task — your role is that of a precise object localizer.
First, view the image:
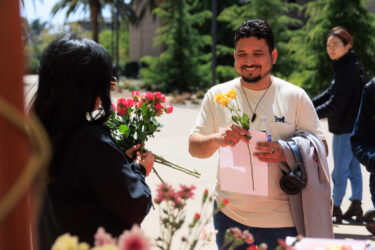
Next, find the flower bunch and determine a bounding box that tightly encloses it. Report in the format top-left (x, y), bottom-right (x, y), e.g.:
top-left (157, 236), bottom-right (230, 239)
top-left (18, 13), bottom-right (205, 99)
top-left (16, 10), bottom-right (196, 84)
top-left (51, 225), bottom-right (151, 250)
top-left (154, 183), bottom-right (228, 250)
top-left (222, 227), bottom-right (256, 250)
top-left (215, 88), bottom-right (250, 131)
top-left (106, 91), bottom-right (201, 181)
top-left (108, 91), bottom-right (172, 150)
top-left (215, 88), bottom-right (255, 190)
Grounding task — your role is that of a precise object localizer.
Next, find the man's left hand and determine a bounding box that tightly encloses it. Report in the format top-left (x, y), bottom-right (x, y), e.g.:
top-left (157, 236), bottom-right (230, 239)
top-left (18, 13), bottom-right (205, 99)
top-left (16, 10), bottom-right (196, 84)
top-left (253, 141), bottom-right (286, 163)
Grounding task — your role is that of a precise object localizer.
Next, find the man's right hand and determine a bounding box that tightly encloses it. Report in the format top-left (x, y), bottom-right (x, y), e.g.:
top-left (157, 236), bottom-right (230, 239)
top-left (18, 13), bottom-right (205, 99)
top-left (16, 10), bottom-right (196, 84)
top-left (189, 124), bottom-right (250, 158)
top-left (219, 125), bottom-right (251, 147)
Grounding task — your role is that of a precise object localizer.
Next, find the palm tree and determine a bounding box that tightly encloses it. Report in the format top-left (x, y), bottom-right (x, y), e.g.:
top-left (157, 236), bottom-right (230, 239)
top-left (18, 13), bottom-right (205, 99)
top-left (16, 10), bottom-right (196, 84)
top-left (52, 0), bottom-right (104, 42)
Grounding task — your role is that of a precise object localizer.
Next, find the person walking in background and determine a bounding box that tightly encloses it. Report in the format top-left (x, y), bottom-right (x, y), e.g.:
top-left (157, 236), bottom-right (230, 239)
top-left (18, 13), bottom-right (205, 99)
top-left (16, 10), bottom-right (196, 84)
top-left (189, 19), bottom-right (329, 249)
top-left (33, 35), bottom-right (155, 250)
top-left (351, 78), bottom-right (375, 207)
top-left (312, 27), bottom-right (365, 223)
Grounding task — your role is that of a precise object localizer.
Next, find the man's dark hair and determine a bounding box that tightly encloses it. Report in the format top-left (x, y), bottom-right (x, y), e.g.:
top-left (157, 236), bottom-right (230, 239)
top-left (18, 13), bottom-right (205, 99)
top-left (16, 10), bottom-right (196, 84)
top-left (234, 19), bottom-right (274, 53)
top-left (32, 34), bottom-right (113, 151)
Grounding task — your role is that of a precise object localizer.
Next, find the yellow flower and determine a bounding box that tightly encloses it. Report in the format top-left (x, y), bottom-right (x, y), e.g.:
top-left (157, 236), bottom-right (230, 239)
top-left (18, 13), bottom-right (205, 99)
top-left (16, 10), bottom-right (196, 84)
top-left (52, 233), bottom-right (80, 250)
top-left (221, 96), bottom-right (229, 107)
top-left (78, 243), bottom-right (90, 250)
top-left (214, 93), bottom-right (224, 103)
top-left (215, 93), bottom-right (230, 107)
top-left (91, 244), bottom-right (119, 250)
top-left (225, 88), bottom-right (236, 99)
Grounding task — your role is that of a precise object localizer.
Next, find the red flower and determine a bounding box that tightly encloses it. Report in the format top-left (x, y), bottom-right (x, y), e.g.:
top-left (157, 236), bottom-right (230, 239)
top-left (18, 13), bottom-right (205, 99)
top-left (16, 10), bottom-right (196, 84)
top-left (155, 102), bottom-right (163, 110)
top-left (247, 245), bottom-right (259, 250)
top-left (204, 189), bottom-right (209, 195)
top-left (154, 91), bottom-right (163, 100)
top-left (223, 199), bottom-right (229, 205)
top-left (165, 104), bottom-right (173, 114)
top-left (135, 101), bottom-right (143, 108)
top-left (117, 98), bottom-right (128, 108)
top-left (127, 98), bottom-right (135, 107)
top-left (160, 95), bottom-right (166, 102)
top-left (117, 107), bottom-right (127, 115)
top-left (194, 213), bottom-right (200, 220)
top-left (111, 104), bottom-right (116, 112)
top-left (142, 92), bottom-right (154, 101)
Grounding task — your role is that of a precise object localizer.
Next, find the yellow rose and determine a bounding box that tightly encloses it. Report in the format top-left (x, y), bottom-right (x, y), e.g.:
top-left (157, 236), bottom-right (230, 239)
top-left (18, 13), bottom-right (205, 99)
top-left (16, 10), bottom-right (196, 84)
top-left (221, 96), bottom-right (229, 107)
top-left (52, 233), bottom-right (79, 250)
top-left (91, 244), bottom-right (118, 250)
top-left (214, 93), bottom-right (224, 103)
top-left (225, 89), bottom-right (236, 99)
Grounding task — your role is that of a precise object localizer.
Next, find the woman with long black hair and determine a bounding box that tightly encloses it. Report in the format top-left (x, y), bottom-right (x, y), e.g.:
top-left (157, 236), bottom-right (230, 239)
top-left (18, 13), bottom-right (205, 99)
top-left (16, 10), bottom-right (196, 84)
top-left (33, 35), bottom-right (154, 249)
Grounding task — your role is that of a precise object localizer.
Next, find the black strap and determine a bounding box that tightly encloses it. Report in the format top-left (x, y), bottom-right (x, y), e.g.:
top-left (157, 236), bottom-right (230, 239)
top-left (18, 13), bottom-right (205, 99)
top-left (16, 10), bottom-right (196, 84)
top-left (286, 141), bottom-right (306, 182)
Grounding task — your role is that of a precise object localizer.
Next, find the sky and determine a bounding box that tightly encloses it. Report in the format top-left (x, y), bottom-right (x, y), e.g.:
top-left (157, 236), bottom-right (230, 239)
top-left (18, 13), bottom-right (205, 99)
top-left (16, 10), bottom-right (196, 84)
top-left (20, 0), bottom-right (111, 28)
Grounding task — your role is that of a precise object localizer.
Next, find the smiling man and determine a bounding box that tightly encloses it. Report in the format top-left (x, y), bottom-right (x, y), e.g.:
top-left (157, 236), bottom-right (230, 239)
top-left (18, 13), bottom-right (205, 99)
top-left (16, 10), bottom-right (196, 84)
top-left (189, 20), bottom-right (328, 249)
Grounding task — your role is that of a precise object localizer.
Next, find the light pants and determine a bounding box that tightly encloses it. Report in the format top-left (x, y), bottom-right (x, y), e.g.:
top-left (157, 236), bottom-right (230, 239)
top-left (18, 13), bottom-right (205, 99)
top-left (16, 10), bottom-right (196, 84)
top-left (332, 133), bottom-right (363, 206)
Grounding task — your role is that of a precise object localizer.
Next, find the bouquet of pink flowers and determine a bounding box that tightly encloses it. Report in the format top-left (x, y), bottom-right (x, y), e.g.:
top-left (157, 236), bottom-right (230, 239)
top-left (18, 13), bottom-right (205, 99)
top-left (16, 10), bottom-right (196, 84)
top-left (106, 91), bottom-right (201, 181)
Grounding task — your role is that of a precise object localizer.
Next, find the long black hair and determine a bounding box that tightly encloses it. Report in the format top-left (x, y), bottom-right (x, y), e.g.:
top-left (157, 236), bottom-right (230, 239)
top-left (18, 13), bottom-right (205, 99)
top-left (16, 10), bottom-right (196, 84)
top-left (32, 34), bottom-right (113, 151)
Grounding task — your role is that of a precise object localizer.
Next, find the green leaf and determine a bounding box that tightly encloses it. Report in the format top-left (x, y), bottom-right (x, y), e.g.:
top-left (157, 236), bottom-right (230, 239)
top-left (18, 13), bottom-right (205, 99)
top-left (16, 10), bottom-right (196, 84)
top-left (119, 124), bottom-right (129, 134)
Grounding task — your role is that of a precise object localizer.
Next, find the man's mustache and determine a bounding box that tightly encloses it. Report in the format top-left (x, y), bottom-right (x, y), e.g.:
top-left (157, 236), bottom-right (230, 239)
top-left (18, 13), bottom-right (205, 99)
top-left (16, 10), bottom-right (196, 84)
top-left (241, 65), bottom-right (261, 70)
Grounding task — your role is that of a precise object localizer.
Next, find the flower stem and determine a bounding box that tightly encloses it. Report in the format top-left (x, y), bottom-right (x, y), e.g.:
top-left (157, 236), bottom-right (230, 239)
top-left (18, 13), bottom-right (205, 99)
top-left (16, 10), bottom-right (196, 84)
top-left (246, 144), bottom-right (255, 191)
top-left (153, 153), bottom-right (201, 178)
top-left (152, 168), bottom-right (165, 183)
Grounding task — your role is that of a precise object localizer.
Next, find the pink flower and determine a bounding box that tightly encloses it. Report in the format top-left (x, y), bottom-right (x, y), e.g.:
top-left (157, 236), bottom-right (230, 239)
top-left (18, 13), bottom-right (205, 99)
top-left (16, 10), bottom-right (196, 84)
top-left (242, 230), bottom-right (254, 244)
top-left (94, 227), bottom-right (116, 246)
top-left (199, 225), bottom-right (217, 242)
top-left (177, 184), bottom-right (196, 200)
top-left (132, 91), bottom-right (139, 98)
top-left (118, 224), bottom-right (151, 250)
top-left (155, 183), bottom-right (177, 202)
top-left (165, 104), bottom-right (173, 114)
top-left (141, 92), bottom-right (154, 101)
top-left (135, 101), bottom-right (143, 108)
top-left (160, 95), bottom-right (166, 103)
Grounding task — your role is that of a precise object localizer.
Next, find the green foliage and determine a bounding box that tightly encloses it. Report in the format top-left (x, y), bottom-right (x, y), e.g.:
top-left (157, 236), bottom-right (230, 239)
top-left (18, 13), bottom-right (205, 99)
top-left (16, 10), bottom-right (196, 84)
top-left (23, 19), bottom-right (60, 74)
top-left (288, 0), bottom-right (375, 96)
top-left (99, 28), bottom-right (129, 62)
top-left (140, 0), bottom-right (212, 93)
top-left (217, 0), bottom-right (303, 80)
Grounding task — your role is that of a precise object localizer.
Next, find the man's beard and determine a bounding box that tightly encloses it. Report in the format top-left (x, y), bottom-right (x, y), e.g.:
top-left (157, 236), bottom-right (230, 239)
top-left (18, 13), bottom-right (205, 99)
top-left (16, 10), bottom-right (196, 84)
top-left (240, 64), bottom-right (273, 83)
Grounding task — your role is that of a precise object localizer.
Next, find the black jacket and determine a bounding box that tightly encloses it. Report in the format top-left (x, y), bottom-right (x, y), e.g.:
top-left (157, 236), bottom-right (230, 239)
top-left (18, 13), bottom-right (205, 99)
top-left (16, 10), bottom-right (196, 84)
top-left (39, 123), bottom-right (152, 249)
top-left (351, 79), bottom-right (375, 172)
top-left (312, 51), bottom-right (364, 134)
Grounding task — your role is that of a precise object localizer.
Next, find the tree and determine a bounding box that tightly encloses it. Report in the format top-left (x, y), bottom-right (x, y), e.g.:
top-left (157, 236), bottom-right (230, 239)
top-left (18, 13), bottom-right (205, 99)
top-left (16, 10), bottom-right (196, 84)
top-left (51, 0), bottom-right (137, 43)
top-left (51, 0), bottom-right (103, 42)
top-left (140, 0), bottom-right (212, 93)
top-left (288, 0), bottom-right (375, 96)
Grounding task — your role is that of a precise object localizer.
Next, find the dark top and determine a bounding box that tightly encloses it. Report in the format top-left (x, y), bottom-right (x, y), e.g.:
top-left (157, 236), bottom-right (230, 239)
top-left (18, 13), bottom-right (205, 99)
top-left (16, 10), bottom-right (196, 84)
top-left (351, 79), bottom-right (375, 172)
top-left (312, 51), bottom-right (364, 134)
top-left (38, 123), bottom-right (152, 249)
